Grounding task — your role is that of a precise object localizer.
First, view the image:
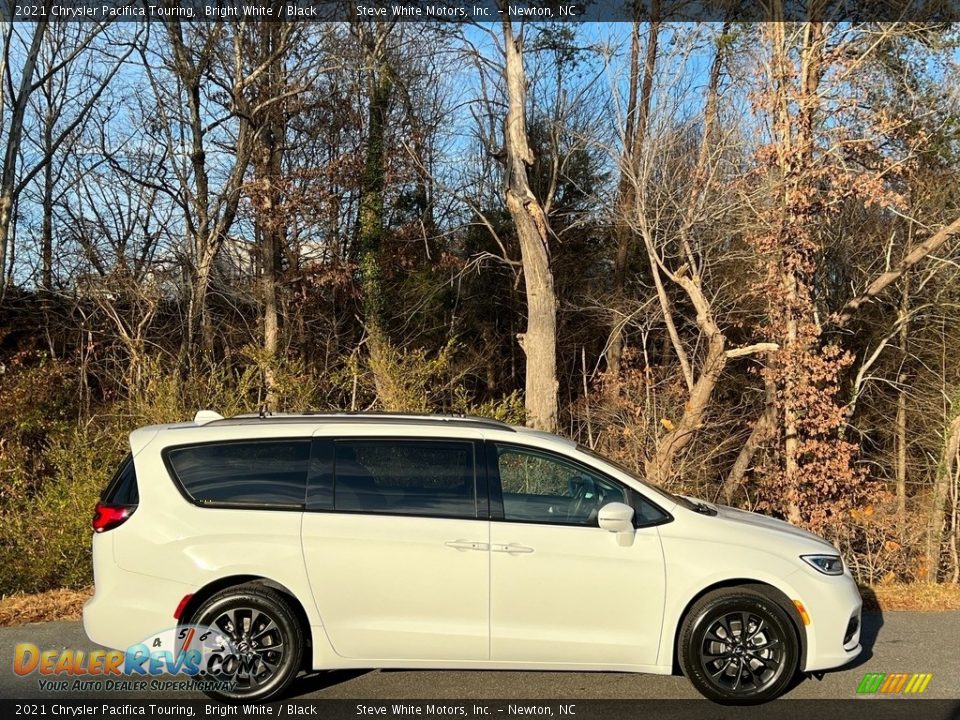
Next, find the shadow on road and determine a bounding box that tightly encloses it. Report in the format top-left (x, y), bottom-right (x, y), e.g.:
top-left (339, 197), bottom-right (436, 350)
top-left (290, 668), bottom-right (371, 695)
top-left (845, 584), bottom-right (884, 670)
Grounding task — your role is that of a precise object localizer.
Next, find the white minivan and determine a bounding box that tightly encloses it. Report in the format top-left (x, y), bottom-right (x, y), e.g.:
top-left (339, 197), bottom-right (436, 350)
top-left (84, 412), bottom-right (862, 703)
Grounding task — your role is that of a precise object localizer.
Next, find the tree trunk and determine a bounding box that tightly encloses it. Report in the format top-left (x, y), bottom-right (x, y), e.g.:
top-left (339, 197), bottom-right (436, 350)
top-left (358, 68), bottom-right (391, 336)
top-left (722, 376), bottom-right (778, 503)
top-left (766, 18), bottom-right (825, 526)
top-left (261, 207), bottom-right (280, 411)
top-left (166, 21), bottom-right (253, 365)
top-left (926, 415), bottom-right (960, 582)
top-left (0, 19), bottom-right (47, 297)
top-left (193, 257), bottom-right (216, 360)
top-left (502, 18), bottom-right (558, 432)
top-left (251, 20), bottom-right (286, 411)
top-left (40, 80), bottom-right (56, 355)
top-left (632, 26), bottom-right (729, 484)
top-left (354, 24), bottom-right (397, 407)
top-left (608, 10), bottom-right (659, 378)
top-left (41, 96), bottom-right (54, 292)
top-left (896, 271), bottom-right (910, 526)
top-left (646, 329), bottom-right (725, 485)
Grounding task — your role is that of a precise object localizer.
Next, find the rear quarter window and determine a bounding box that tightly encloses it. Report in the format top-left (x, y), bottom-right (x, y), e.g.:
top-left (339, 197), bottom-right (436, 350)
top-left (165, 440), bottom-right (310, 507)
top-left (102, 454), bottom-right (139, 505)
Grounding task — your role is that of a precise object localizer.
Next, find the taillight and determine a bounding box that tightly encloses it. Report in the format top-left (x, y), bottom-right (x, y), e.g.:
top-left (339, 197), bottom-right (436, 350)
top-left (92, 502), bottom-right (136, 533)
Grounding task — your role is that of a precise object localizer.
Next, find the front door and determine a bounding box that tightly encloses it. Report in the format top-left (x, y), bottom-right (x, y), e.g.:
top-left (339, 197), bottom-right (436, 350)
top-left (488, 443), bottom-right (667, 667)
top-left (301, 436), bottom-right (489, 661)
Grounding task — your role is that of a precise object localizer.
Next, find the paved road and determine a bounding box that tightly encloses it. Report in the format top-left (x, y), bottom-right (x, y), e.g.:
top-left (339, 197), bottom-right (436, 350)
top-left (0, 612), bottom-right (957, 700)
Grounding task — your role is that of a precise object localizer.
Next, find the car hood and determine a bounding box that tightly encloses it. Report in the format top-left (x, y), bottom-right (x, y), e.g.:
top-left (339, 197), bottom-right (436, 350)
top-left (684, 497), bottom-right (836, 552)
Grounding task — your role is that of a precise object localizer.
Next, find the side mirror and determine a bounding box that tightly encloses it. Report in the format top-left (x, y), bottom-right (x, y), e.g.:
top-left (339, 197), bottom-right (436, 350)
top-left (598, 502), bottom-right (634, 533)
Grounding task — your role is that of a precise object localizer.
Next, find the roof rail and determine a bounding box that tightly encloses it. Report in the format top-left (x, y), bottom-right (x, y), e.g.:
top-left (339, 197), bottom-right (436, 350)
top-left (196, 411), bottom-right (517, 433)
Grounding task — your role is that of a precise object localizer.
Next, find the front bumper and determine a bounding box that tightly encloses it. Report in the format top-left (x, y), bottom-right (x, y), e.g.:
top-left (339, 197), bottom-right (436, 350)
top-left (790, 568), bottom-right (863, 672)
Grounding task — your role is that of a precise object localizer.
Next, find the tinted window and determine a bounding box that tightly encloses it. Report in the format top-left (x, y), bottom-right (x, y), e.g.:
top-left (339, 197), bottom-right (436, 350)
top-left (166, 440), bottom-right (310, 507)
top-left (633, 493), bottom-right (669, 526)
top-left (576, 444), bottom-right (690, 511)
top-left (102, 454), bottom-right (138, 505)
top-left (334, 440), bottom-right (476, 518)
top-left (495, 445), bottom-right (627, 526)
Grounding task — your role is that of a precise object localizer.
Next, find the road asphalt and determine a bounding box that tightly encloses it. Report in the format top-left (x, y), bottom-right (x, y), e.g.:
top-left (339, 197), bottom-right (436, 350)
top-left (0, 611), bottom-right (956, 702)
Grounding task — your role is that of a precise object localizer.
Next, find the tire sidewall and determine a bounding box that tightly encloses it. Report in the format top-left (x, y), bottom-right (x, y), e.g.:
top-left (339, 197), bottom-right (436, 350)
top-left (681, 591), bottom-right (799, 704)
top-left (192, 587), bottom-right (302, 702)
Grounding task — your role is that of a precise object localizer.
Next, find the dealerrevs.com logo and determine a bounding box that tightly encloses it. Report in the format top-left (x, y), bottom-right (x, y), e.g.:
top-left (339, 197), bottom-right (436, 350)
top-left (13, 624), bottom-right (245, 693)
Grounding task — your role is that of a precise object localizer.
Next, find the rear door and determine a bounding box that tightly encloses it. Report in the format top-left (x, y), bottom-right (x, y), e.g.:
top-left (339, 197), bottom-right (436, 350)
top-left (300, 434), bottom-right (489, 661)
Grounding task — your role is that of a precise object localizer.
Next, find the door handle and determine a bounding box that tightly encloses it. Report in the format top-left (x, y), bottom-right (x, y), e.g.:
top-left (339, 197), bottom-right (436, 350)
top-left (444, 540), bottom-right (488, 552)
top-left (492, 542), bottom-right (535, 555)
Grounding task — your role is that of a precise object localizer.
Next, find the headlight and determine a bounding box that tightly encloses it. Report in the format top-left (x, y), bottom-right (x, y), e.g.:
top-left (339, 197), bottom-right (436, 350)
top-left (801, 554), bottom-right (844, 575)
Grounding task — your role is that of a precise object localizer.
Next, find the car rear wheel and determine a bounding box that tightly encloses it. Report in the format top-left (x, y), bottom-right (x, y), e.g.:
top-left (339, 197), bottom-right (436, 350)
top-left (678, 587), bottom-right (799, 704)
top-left (191, 583), bottom-right (303, 701)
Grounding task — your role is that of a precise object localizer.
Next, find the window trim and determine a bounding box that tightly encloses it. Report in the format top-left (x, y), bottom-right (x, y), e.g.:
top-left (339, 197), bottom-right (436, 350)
top-left (486, 441), bottom-right (673, 529)
top-left (304, 436), bottom-right (485, 521)
top-left (161, 437), bottom-right (312, 511)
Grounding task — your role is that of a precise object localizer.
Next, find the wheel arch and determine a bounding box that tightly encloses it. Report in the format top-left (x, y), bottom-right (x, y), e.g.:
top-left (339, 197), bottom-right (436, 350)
top-left (669, 578), bottom-right (807, 675)
top-left (179, 574), bottom-right (313, 667)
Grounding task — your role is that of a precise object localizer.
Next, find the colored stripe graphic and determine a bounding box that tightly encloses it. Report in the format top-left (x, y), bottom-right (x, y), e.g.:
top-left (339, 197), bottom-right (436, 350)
top-left (886, 673), bottom-right (909, 693)
top-left (857, 672), bottom-right (931, 695)
top-left (857, 673), bottom-right (886, 694)
top-left (913, 674), bottom-right (933, 694)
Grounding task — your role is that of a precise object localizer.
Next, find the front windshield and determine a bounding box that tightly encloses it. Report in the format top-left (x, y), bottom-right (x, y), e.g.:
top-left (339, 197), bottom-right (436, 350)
top-left (574, 444), bottom-right (697, 511)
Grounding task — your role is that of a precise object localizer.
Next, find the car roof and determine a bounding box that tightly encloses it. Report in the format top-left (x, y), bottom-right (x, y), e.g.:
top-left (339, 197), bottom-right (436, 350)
top-left (192, 411), bottom-right (519, 433)
top-left (129, 412), bottom-right (589, 456)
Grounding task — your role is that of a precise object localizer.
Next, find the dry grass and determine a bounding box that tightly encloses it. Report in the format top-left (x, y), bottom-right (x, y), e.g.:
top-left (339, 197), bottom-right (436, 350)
top-left (861, 582), bottom-right (960, 611)
top-left (0, 587), bottom-right (92, 627)
top-left (0, 583), bottom-right (958, 627)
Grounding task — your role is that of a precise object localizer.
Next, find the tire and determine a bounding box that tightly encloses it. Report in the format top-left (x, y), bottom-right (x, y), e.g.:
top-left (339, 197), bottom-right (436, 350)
top-left (678, 586), bottom-right (799, 704)
top-left (190, 583), bottom-right (303, 702)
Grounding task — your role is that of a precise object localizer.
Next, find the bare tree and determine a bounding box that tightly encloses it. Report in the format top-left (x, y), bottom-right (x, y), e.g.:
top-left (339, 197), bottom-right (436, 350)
top-left (927, 414), bottom-right (960, 581)
top-left (617, 24), bottom-right (742, 486)
top-left (500, 17), bottom-right (559, 431)
top-left (0, 14), bottom-right (133, 296)
top-left (352, 20), bottom-right (398, 404)
top-left (606, 3), bottom-right (660, 379)
top-left (140, 21), bottom-right (294, 362)
top-left (243, 16), bottom-right (294, 409)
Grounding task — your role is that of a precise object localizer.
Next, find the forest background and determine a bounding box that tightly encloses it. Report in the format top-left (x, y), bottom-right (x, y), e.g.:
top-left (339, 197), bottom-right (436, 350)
top-left (1, 12), bottom-right (960, 598)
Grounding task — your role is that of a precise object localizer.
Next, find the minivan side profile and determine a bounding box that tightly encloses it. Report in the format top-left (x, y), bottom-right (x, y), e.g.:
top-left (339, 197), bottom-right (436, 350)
top-left (84, 412), bottom-right (862, 703)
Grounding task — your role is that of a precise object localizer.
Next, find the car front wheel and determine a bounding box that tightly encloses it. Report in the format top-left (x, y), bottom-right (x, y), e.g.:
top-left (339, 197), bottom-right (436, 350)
top-left (678, 587), bottom-right (799, 704)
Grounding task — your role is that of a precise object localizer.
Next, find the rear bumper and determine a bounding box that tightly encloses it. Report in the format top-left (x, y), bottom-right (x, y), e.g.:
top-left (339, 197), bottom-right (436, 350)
top-left (83, 535), bottom-right (195, 651)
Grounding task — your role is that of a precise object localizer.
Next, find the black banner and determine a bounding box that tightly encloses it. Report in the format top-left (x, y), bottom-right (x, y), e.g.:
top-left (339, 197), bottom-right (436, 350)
top-left (3, 0), bottom-right (960, 23)
top-left (2, 700), bottom-right (960, 720)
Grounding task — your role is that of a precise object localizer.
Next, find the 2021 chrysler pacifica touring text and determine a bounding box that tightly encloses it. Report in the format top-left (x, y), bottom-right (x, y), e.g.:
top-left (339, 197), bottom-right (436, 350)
top-left (83, 411), bottom-right (862, 703)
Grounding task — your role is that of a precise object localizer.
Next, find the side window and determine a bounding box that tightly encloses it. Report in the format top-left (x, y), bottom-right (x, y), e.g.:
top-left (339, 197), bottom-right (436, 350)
top-left (166, 440), bottom-right (310, 507)
top-left (633, 493), bottom-right (669, 526)
top-left (102, 454), bottom-right (138, 505)
top-left (495, 445), bottom-right (627, 526)
top-left (334, 440), bottom-right (476, 518)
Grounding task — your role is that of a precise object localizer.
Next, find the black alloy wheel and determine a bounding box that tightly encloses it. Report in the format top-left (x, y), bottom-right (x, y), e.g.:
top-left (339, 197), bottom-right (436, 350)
top-left (679, 586), bottom-right (799, 703)
top-left (191, 583), bottom-right (303, 701)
